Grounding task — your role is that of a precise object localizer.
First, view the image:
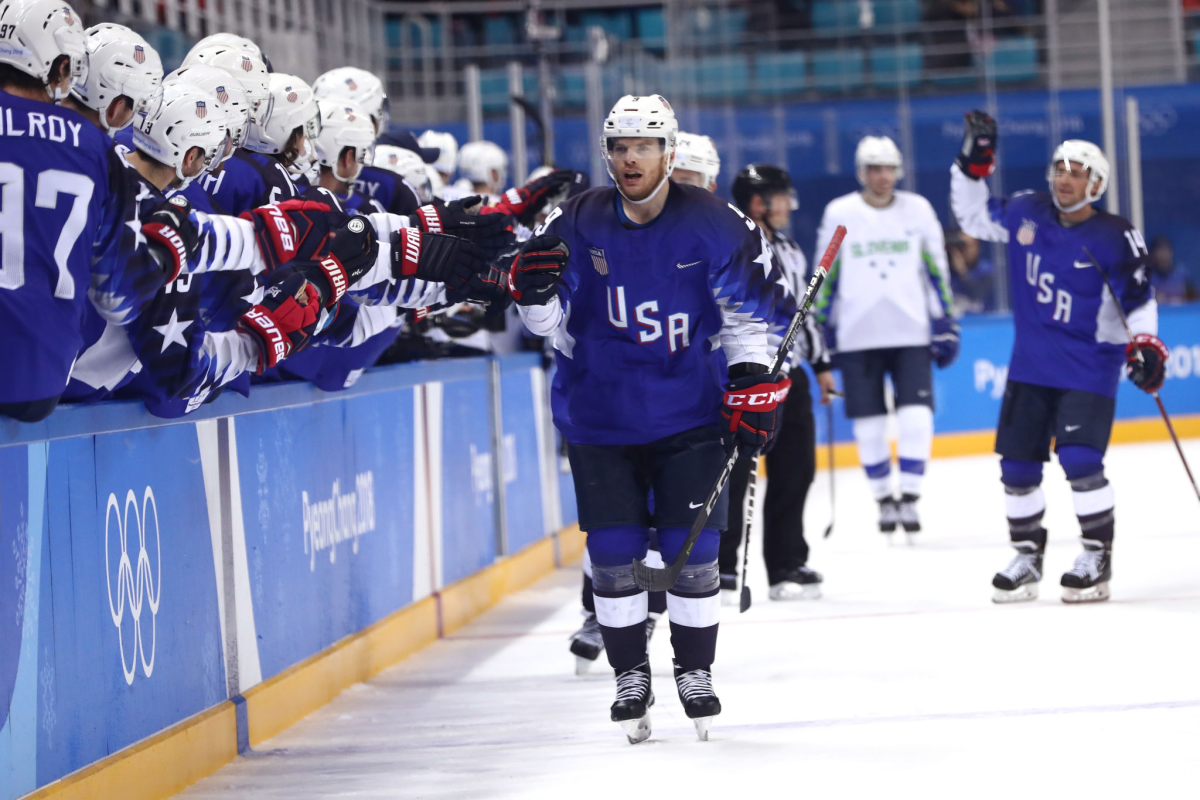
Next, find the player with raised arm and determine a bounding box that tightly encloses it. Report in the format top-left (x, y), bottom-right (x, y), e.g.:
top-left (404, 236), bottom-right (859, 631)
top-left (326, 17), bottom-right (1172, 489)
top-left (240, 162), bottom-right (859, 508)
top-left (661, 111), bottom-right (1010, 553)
top-left (0, 0), bottom-right (195, 422)
top-left (950, 112), bottom-right (1163, 603)
top-left (813, 136), bottom-right (959, 541)
top-left (722, 164), bottom-right (835, 601)
top-left (516, 96), bottom-right (787, 743)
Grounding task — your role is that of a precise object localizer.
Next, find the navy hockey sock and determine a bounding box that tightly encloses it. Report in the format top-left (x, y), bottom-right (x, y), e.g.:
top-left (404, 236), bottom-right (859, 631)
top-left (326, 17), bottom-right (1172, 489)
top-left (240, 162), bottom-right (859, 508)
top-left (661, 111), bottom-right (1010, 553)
top-left (1059, 446), bottom-right (1114, 542)
top-left (658, 526), bottom-right (720, 672)
top-left (1001, 459), bottom-right (1047, 546)
top-left (589, 525), bottom-right (652, 671)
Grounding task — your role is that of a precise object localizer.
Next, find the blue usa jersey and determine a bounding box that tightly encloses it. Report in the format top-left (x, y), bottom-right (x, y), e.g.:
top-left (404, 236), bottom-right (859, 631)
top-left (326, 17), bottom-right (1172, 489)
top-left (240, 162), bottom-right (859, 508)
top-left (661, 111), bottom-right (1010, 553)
top-left (529, 183), bottom-right (782, 445)
top-left (0, 90), bottom-right (169, 403)
top-left (201, 149), bottom-right (299, 215)
top-left (951, 167), bottom-right (1155, 398)
top-left (354, 165), bottom-right (421, 216)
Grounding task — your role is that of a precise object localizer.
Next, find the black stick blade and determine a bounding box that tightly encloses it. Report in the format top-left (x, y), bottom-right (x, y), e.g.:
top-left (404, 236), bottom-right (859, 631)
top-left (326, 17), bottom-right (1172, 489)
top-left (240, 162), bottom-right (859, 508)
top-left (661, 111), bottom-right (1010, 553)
top-left (739, 585), bottom-right (752, 613)
top-left (823, 522), bottom-right (833, 539)
top-left (632, 557), bottom-right (682, 592)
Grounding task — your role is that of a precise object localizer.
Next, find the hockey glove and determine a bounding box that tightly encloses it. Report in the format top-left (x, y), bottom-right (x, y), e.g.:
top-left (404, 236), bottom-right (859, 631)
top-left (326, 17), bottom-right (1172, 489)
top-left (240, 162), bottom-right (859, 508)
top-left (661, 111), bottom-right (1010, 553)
top-left (508, 234), bottom-right (570, 306)
top-left (243, 200), bottom-right (378, 281)
top-left (238, 271), bottom-right (323, 373)
top-left (493, 169), bottom-right (577, 226)
top-left (412, 196), bottom-right (514, 260)
top-left (1125, 333), bottom-right (1169, 393)
top-left (292, 215), bottom-right (379, 309)
top-left (956, 110), bottom-right (998, 180)
top-left (721, 372), bottom-right (792, 455)
top-left (930, 316), bottom-right (962, 369)
top-left (391, 227), bottom-right (496, 304)
top-left (142, 195), bottom-right (199, 282)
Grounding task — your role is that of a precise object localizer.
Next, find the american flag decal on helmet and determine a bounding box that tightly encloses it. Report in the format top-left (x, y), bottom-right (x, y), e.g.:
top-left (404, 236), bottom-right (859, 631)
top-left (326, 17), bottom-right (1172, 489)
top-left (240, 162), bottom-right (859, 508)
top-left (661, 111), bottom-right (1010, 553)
top-left (345, 107), bottom-right (356, 120)
top-left (133, 45), bottom-right (145, 64)
top-left (195, 100), bottom-right (207, 119)
top-left (241, 55), bottom-right (253, 71)
top-left (388, 154), bottom-right (399, 165)
top-left (589, 246), bottom-right (609, 275)
top-left (287, 89), bottom-right (298, 103)
top-left (216, 86), bottom-right (228, 103)
top-left (63, 8), bottom-right (73, 24)
top-left (346, 78), bottom-right (358, 91)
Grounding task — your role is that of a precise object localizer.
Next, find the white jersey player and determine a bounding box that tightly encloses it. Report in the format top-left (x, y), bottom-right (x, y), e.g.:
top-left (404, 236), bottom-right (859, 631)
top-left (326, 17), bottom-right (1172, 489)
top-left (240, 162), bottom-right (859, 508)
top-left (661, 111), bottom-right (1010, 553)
top-left (813, 135), bottom-right (960, 539)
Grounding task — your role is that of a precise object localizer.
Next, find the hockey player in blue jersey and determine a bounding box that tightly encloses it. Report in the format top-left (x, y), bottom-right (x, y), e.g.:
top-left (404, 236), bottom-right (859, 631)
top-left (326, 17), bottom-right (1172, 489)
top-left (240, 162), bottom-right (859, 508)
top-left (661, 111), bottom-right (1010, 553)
top-left (310, 100), bottom-right (385, 214)
top-left (515, 95), bottom-right (788, 743)
top-left (951, 111), bottom-right (1166, 604)
top-left (0, 0), bottom-right (197, 421)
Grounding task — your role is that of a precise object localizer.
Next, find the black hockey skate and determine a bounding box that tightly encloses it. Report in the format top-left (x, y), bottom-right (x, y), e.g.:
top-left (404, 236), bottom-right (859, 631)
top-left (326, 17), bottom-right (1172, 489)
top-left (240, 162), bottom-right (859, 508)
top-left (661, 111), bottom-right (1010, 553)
top-left (611, 662), bottom-right (654, 744)
top-left (878, 497), bottom-right (901, 534)
top-left (992, 540), bottom-right (1044, 603)
top-left (1061, 539), bottom-right (1111, 604)
top-left (768, 566), bottom-right (823, 601)
top-left (673, 659), bottom-right (721, 741)
top-left (569, 611), bottom-right (604, 675)
top-left (898, 493), bottom-right (921, 543)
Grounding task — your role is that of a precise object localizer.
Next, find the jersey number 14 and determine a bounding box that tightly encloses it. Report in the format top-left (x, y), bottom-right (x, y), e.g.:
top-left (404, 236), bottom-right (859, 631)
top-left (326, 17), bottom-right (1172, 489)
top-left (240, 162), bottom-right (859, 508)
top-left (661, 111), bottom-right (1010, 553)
top-left (0, 163), bottom-right (95, 300)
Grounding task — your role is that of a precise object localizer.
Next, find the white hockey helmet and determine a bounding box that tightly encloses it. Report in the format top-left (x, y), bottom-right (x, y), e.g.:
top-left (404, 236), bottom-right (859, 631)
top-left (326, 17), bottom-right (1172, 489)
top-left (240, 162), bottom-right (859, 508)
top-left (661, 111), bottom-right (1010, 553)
top-left (855, 135), bottom-right (904, 184)
top-left (1047, 139), bottom-right (1110, 213)
top-left (374, 144), bottom-right (434, 203)
top-left (166, 64), bottom-right (251, 151)
top-left (133, 82), bottom-right (229, 188)
top-left (244, 72), bottom-right (320, 156)
top-left (0, 0), bottom-right (86, 96)
top-left (601, 94), bottom-right (679, 202)
top-left (419, 129), bottom-right (458, 176)
top-left (180, 44), bottom-right (271, 128)
top-left (188, 32), bottom-right (271, 71)
top-left (311, 67), bottom-right (388, 136)
top-left (314, 99), bottom-right (375, 183)
top-left (673, 131), bottom-right (720, 188)
top-left (71, 24), bottom-right (162, 131)
top-left (457, 140), bottom-right (508, 189)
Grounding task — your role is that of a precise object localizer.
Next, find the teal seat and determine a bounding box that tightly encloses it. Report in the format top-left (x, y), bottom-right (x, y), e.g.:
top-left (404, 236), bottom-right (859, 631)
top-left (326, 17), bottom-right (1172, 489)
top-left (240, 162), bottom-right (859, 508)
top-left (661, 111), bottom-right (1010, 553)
top-left (558, 67), bottom-right (586, 108)
top-left (484, 15), bottom-right (517, 47)
top-left (812, 48), bottom-right (865, 92)
top-left (873, 0), bottom-right (921, 27)
top-left (756, 51), bottom-right (807, 96)
top-left (986, 35), bottom-right (1039, 82)
top-left (870, 43), bottom-right (922, 88)
top-left (581, 10), bottom-right (632, 40)
top-left (812, 1), bottom-right (859, 31)
top-left (637, 7), bottom-right (666, 46)
top-left (696, 54), bottom-right (751, 100)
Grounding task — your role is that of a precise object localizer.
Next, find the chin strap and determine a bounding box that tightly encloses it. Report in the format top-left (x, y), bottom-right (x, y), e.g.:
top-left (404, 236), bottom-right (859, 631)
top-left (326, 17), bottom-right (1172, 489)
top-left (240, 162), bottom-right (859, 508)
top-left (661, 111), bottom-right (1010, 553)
top-left (613, 172), bottom-right (670, 206)
top-left (1051, 191), bottom-right (1097, 214)
top-left (334, 160), bottom-right (362, 185)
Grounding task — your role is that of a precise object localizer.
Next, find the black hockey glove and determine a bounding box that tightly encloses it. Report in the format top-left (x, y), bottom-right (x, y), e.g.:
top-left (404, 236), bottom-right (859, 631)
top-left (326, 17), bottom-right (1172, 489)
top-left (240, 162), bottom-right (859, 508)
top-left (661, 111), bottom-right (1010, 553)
top-left (412, 196), bottom-right (514, 260)
top-left (930, 316), bottom-right (961, 369)
top-left (391, 227), bottom-right (497, 304)
top-left (142, 194), bottom-right (199, 282)
top-left (1126, 333), bottom-right (1169, 392)
top-left (956, 110), bottom-right (998, 180)
top-left (292, 215), bottom-right (379, 309)
top-left (507, 234), bottom-right (570, 306)
top-left (721, 370), bottom-right (792, 455)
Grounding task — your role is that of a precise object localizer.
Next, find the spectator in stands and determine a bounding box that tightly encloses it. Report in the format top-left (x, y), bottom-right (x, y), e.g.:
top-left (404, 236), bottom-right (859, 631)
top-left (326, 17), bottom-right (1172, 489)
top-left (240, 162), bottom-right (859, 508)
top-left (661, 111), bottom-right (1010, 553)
top-left (1149, 235), bottom-right (1197, 305)
top-left (947, 228), bottom-right (997, 314)
top-left (926, 0), bottom-right (1017, 74)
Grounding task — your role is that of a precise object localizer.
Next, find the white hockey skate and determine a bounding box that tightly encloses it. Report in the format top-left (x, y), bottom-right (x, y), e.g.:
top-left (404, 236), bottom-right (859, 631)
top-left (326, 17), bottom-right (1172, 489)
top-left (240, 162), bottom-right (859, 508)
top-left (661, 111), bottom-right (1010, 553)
top-left (674, 660), bottom-right (721, 742)
top-left (569, 611), bottom-right (604, 675)
top-left (1061, 539), bottom-right (1111, 604)
top-left (768, 566), bottom-right (823, 600)
top-left (611, 662), bottom-right (654, 744)
top-left (992, 541), bottom-right (1043, 603)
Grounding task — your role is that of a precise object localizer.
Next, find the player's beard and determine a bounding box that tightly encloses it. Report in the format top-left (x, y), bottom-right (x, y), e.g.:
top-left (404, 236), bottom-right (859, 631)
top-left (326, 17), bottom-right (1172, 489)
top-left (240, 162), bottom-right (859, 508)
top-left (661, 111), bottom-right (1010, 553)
top-left (617, 158), bottom-right (667, 203)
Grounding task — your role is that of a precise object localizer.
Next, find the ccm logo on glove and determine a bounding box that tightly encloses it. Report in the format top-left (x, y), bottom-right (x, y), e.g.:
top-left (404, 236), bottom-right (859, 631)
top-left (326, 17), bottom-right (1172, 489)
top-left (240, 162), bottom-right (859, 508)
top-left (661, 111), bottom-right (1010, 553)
top-left (724, 382), bottom-right (790, 408)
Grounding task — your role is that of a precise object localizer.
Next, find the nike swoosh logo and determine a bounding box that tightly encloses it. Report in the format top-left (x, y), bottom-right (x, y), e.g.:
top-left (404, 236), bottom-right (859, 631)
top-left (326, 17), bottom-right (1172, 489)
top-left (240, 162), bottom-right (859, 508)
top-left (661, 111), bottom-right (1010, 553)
top-left (1073, 260), bottom-right (1094, 269)
top-left (1065, 424), bottom-right (1082, 432)
top-left (677, 261), bottom-right (702, 269)
top-left (918, 389), bottom-right (931, 397)
top-left (689, 502), bottom-right (704, 509)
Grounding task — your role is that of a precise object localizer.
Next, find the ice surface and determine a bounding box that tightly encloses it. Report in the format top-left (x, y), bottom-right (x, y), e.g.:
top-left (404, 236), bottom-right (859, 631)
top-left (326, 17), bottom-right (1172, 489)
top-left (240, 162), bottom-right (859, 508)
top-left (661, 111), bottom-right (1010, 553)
top-left (178, 441), bottom-right (1200, 799)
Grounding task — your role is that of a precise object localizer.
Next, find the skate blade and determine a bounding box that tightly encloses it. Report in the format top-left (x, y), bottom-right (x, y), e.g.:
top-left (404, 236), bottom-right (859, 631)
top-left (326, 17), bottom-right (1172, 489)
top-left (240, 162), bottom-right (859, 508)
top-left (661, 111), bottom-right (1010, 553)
top-left (1062, 582), bottom-right (1110, 604)
top-left (619, 714), bottom-right (651, 744)
top-left (768, 584), bottom-right (822, 601)
top-left (992, 583), bottom-right (1039, 604)
top-left (693, 716), bottom-right (712, 741)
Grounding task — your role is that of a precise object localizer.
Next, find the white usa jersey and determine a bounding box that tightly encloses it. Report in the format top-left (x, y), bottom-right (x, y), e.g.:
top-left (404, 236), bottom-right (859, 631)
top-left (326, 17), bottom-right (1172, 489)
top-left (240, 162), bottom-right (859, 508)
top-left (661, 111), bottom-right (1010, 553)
top-left (813, 190), bottom-right (953, 353)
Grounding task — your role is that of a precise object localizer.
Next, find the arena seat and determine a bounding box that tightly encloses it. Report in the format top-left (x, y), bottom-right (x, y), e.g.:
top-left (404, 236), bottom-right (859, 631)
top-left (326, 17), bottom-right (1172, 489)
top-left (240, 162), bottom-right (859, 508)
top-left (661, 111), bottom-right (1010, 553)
top-left (813, 48), bottom-right (865, 92)
top-left (870, 42), bottom-right (922, 88)
top-left (756, 51), bottom-right (808, 96)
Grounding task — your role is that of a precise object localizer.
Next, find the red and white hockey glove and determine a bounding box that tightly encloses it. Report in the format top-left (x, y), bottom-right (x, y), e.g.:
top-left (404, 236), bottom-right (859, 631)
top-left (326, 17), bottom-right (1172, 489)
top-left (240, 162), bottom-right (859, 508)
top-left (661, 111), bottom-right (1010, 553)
top-left (142, 195), bottom-right (198, 282)
top-left (721, 372), bottom-right (792, 454)
top-left (1126, 333), bottom-right (1169, 393)
top-left (412, 196), bottom-right (513, 260)
top-left (507, 234), bottom-right (570, 306)
top-left (238, 271), bottom-right (323, 373)
top-left (493, 168), bottom-right (576, 225)
top-left (956, 110), bottom-right (998, 180)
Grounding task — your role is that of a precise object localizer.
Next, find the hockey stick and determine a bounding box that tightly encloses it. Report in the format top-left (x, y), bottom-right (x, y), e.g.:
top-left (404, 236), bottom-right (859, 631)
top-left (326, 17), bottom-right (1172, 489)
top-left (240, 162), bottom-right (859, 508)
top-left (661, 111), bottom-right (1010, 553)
top-left (823, 395), bottom-right (837, 538)
top-left (511, 96), bottom-right (550, 168)
top-left (738, 456), bottom-right (759, 613)
top-left (632, 225), bottom-right (848, 592)
top-left (1082, 246), bottom-right (1200, 506)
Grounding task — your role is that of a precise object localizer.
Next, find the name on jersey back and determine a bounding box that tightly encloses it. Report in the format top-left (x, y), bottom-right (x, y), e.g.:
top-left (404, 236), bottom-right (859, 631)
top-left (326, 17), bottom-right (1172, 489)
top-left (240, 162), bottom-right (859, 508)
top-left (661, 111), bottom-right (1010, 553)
top-left (0, 106), bottom-right (84, 146)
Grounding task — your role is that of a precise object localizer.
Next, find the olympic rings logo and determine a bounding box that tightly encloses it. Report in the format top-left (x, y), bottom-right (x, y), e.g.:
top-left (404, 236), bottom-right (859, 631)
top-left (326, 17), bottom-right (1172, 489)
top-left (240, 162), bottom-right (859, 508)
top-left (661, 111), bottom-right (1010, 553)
top-left (105, 487), bottom-right (161, 686)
